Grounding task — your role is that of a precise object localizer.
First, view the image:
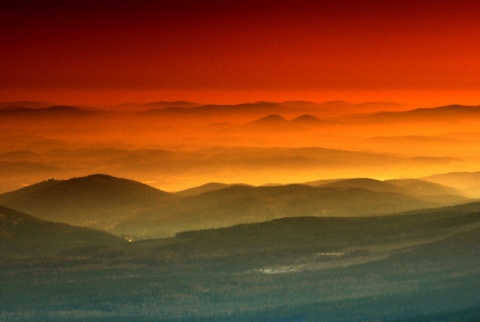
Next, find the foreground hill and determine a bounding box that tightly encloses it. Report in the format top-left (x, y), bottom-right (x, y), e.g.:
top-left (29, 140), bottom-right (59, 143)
top-left (2, 202), bottom-right (480, 321)
top-left (126, 201), bottom-right (480, 266)
top-left (113, 183), bottom-right (460, 238)
top-left (0, 174), bottom-right (172, 229)
top-left (0, 206), bottom-right (125, 261)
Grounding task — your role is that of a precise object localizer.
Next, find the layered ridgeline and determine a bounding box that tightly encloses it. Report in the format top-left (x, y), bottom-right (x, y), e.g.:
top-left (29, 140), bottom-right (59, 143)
top-left (0, 174), bottom-right (468, 239)
top-left (0, 205), bottom-right (125, 261)
top-left (1, 202), bottom-right (480, 320)
top-left (3, 102), bottom-right (480, 195)
top-left (115, 177), bottom-right (468, 238)
top-left (424, 171), bottom-right (480, 197)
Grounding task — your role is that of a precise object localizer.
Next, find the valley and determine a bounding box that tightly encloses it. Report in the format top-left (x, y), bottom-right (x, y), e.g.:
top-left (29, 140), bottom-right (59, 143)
top-left (3, 1), bottom-right (480, 320)
top-left (1, 173), bottom-right (480, 320)
top-left (2, 198), bottom-right (480, 321)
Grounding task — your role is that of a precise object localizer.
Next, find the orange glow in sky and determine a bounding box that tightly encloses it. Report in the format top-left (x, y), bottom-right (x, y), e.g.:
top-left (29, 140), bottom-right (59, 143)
top-left (1, 0), bottom-right (480, 106)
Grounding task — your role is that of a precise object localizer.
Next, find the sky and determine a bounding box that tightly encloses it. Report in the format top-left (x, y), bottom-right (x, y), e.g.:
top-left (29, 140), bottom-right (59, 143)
top-left (1, 0), bottom-right (480, 106)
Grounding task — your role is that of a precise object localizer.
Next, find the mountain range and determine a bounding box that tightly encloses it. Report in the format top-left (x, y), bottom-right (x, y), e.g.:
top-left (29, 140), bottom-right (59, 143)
top-left (2, 101), bottom-right (480, 195)
top-left (0, 174), bottom-right (469, 239)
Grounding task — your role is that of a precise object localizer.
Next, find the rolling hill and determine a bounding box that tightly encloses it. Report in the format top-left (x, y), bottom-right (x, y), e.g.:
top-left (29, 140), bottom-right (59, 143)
top-left (0, 174), bottom-right (172, 229)
top-left (307, 178), bottom-right (466, 203)
top-left (0, 205), bottom-right (125, 261)
top-left (2, 202), bottom-right (479, 321)
top-left (246, 114), bottom-right (289, 127)
top-left (386, 178), bottom-right (464, 196)
top-left (113, 182), bottom-right (462, 238)
top-left (175, 182), bottom-right (232, 197)
top-left (0, 174), bottom-right (468, 239)
top-left (141, 201), bottom-right (480, 264)
top-left (290, 114), bottom-right (325, 126)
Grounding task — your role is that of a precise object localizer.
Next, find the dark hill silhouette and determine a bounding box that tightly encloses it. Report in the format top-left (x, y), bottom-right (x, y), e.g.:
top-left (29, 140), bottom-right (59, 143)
top-left (0, 174), bottom-right (172, 229)
top-left (278, 101), bottom-right (405, 119)
top-left (171, 205), bottom-right (480, 259)
top-left (409, 104), bottom-right (480, 115)
top-left (3, 202), bottom-right (480, 320)
top-left (0, 101), bottom-right (50, 109)
top-left (110, 201), bottom-right (480, 275)
top-left (0, 105), bottom-right (82, 113)
top-left (251, 114), bottom-right (288, 123)
top-left (358, 104), bottom-right (480, 123)
top-left (246, 114), bottom-right (289, 128)
top-left (41, 105), bottom-right (82, 113)
top-left (50, 200), bottom-right (480, 265)
top-left (0, 205), bottom-right (125, 260)
top-left (137, 102), bottom-right (293, 123)
top-left (0, 178), bottom-right (59, 202)
top-left (290, 114), bottom-right (324, 126)
top-left (0, 105), bottom-right (92, 119)
top-left (113, 183), bottom-right (445, 238)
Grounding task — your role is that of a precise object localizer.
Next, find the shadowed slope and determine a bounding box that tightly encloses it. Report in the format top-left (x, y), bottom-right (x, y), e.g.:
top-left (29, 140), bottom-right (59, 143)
top-left (0, 206), bottom-right (125, 260)
top-left (114, 184), bottom-right (446, 238)
top-left (0, 174), bottom-right (172, 229)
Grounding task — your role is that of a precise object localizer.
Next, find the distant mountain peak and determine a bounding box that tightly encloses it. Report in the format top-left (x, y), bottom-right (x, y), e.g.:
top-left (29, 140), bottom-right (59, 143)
top-left (250, 114), bottom-right (288, 125)
top-left (291, 114), bottom-right (322, 124)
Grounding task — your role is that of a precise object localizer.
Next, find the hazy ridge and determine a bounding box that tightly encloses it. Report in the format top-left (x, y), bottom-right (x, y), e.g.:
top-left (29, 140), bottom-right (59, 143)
top-left (1, 100), bottom-right (480, 320)
top-left (0, 174), bottom-right (470, 238)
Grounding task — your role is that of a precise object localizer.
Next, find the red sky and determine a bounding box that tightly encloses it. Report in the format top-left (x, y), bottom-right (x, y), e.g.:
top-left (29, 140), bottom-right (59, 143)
top-left (1, 0), bottom-right (480, 105)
